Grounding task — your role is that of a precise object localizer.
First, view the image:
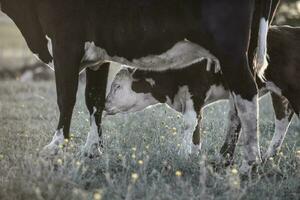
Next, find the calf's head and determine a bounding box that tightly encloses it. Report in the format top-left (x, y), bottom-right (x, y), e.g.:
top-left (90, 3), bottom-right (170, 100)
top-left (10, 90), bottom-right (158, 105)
top-left (105, 68), bottom-right (158, 115)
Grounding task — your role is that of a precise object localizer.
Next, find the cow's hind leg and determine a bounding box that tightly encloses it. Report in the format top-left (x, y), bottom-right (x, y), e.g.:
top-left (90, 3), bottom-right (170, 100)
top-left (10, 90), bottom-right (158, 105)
top-left (42, 41), bottom-right (83, 156)
top-left (220, 95), bottom-right (242, 166)
top-left (213, 45), bottom-right (260, 175)
top-left (263, 93), bottom-right (294, 160)
top-left (203, 1), bottom-right (261, 175)
top-left (83, 63), bottom-right (109, 158)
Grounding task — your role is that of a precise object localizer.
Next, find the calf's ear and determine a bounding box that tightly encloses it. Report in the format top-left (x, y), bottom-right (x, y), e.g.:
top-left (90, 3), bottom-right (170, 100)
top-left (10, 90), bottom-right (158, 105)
top-left (132, 79), bottom-right (153, 94)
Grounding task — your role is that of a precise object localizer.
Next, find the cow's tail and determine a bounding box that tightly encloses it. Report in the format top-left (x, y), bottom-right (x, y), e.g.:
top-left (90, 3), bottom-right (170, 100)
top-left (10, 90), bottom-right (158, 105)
top-left (254, 0), bottom-right (273, 81)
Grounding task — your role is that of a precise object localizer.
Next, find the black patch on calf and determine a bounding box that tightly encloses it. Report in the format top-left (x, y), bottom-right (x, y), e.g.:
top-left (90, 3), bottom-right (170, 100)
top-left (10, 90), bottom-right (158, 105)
top-left (131, 61), bottom-right (227, 108)
top-left (132, 79), bottom-right (153, 94)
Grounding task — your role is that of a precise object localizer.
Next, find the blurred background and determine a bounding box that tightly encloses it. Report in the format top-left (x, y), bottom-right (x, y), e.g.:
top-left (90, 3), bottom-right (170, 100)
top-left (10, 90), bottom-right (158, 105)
top-left (0, 0), bottom-right (299, 81)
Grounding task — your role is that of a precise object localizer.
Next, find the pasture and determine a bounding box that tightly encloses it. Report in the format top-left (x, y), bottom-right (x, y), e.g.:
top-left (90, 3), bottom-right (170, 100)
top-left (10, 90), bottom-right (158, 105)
top-left (0, 80), bottom-right (299, 200)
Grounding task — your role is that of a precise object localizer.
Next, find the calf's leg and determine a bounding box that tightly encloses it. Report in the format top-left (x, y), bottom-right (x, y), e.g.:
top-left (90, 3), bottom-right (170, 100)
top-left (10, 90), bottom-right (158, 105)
top-left (192, 109), bottom-right (203, 155)
top-left (220, 95), bottom-right (242, 165)
top-left (180, 98), bottom-right (198, 156)
top-left (263, 93), bottom-right (294, 160)
top-left (83, 63), bottom-right (109, 158)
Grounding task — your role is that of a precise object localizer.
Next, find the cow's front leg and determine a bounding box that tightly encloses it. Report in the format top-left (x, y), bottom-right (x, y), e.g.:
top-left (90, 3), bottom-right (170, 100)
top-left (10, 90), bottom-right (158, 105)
top-left (219, 95), bottom-right (242, 165)
top-left (263, 93), bottom-right (294, 161)
top-left (82, 64), bottom-right (109, 158)
top-left (42, 42), bottom-right (83, 156)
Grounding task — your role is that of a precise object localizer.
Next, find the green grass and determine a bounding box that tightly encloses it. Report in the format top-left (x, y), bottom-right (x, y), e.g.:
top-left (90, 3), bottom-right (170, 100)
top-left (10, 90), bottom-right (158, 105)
top-left (0, 80), bottom-right (299, 200)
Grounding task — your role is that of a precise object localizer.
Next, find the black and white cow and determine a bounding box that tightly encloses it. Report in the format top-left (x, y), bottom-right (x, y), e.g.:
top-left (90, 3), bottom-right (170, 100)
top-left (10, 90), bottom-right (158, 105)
top-left (0, 0), bottom-right (279, 172)
top-left (105, 25), bottom-right (300, 165)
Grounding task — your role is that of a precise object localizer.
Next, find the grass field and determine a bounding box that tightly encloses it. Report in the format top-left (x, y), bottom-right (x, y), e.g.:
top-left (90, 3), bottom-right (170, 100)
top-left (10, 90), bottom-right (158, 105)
top-left (0, 80), bottom-right (299, 200)
top-left (0, 7), bottom-right (300, 200)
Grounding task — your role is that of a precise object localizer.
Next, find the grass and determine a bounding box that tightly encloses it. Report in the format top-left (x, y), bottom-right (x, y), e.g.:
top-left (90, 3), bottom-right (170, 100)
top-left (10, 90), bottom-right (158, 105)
top-left (0, 80), bottom-right (299, 200)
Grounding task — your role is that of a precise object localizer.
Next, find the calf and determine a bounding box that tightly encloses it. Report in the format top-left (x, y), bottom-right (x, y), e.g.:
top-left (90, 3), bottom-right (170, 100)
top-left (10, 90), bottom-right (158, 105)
top-left (105, 26), bottom-right (300, 163)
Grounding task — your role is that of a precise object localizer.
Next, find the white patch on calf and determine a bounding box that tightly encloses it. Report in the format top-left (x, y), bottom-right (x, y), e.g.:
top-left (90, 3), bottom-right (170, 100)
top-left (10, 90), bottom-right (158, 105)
top-left (173, 86), bottom-right (198, 156)
top-left (106, 63), bottom-right (123, 97)
top-left (204, 84), bottom-right (229, 107)
top-left (105, 70), bottom-right (158, 115)
top-left (254, 18), bottom-right (269, 81)
top-left (81, 40), bottom-right (220, 72)
top-left (263, 116), bottom-right (292, 160)
top-left (41, 129), bottom-right (64, 156)
top-left (145, 78), bottom-right (156, 87)
top-left (233, 94), bottom-right (261, 174)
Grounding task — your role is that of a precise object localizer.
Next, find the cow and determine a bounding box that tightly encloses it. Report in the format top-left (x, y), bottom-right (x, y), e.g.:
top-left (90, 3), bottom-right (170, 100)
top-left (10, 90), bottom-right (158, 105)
top-left (0, 0), bottom-right (280, 174)
top-left (105, 25), bottom-right (300, 166)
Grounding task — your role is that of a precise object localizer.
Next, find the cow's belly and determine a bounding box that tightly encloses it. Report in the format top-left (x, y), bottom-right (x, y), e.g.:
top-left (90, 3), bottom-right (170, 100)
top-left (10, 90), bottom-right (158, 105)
top-left (80, 40), bottom-right (219, 73)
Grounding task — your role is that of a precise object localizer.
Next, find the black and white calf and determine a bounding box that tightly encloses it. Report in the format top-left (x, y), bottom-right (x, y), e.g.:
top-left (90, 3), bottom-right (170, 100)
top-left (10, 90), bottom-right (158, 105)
top-left (105, 26), bottom-right (300, 163)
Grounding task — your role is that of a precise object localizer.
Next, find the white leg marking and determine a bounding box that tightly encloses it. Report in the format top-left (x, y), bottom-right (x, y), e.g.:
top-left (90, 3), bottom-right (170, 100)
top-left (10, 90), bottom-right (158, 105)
top-left (82, 109), bottom-right (102, 157)
top-left (264, 116), bottom-right (291, 160)
top-left (204, 84), bottom-right (229, 107)
top-left (254, 18), bottom-right (269, 81)
top-left (176, 87), bottom-right (197, 156)
top-left (233, 94), bottom-right (261, 174)
top-left (41, 129), bottom-right (64, 156)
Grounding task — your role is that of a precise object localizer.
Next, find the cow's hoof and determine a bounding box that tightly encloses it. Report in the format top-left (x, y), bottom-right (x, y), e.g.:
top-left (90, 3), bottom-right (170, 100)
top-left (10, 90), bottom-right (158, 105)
top-left (82, 141), bottom-right (103, 158)
top-left (40, 129), bottom-right (64, 158)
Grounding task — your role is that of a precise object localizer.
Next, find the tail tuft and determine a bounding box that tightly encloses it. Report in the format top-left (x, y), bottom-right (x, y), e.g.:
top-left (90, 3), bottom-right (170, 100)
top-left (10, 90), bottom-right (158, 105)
top-left (253, 49), bottom-right (268, 81)
top-left (254, 17), bottom-right (269, 82)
